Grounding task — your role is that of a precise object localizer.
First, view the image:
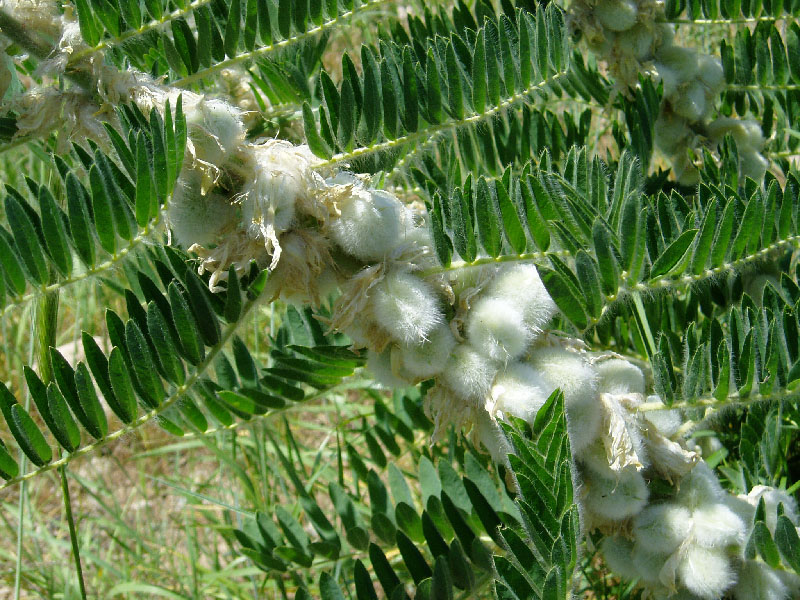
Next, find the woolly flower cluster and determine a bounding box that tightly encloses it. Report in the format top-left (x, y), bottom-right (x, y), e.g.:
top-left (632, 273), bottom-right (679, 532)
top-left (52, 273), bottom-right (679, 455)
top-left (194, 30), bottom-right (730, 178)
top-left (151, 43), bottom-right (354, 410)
top-left (603, 476), bottom-right (800, 600)
top-left (161, 104), bottom-right (796, 599)
top-left (569, 0), bottom-right (767, 185)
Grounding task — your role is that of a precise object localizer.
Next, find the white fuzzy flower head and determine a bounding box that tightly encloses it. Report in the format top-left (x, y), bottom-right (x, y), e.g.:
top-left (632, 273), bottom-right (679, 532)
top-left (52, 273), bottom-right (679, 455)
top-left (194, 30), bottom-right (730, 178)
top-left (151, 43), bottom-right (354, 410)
top-left (167, 171), bottom-right (237, 249)
top-left (528, 346), bottom-right (600, 451)
top-left (677, 546), bottom-right (735, 599)
top-left (398, 323), bottom-right (457, 381)
top-left (487, 263), bottom-right (556, 334)
top-left (371, 270), bottom-right (443, 345)
top-left (600, 536), bottom-right (642, 581)
top-left (596, 358), bottom-right (646, 395)
top-left (185, 98), bottom-right (245, 167)
top-left (491, 362), bottom-right (551, 424)
top-left (239, 141), bottom-right (322, 267)
top-left (474, 409), bottom-right (512, 467)
top-left (440, 344), bottom-right (499, 401)
top-left (643, 395), bottom-right (683, 438)
top-left (676, 462), bottom-right (726, 510)
top-left (594, 0), bottom-right (639, 32)
top-left (631, 547), bottom-right (671, 585)
top-left (466, 296), bottom-right (530, 362)
top-left (328, 184), bottom-right (411, 262)
top-left (366, 348), bottom-right (411, 389)
top-left (633, 503), bottom-right (693, 554)
top-left (583, 465), bottom-right (650, 522)
top-left (690, 502), bottom-right (747, 548)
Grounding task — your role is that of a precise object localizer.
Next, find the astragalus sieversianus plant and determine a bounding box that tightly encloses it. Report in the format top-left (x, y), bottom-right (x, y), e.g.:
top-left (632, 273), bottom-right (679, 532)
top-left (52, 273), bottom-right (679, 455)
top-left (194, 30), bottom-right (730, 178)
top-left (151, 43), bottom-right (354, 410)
top-left (0, 0), bottom-right (799, 597)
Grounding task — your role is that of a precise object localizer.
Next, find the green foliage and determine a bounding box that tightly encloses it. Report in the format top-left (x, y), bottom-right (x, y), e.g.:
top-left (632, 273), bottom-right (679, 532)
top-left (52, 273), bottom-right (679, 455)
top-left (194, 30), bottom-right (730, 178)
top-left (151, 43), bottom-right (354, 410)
top-left (1, 0), bottom-right (799, 598)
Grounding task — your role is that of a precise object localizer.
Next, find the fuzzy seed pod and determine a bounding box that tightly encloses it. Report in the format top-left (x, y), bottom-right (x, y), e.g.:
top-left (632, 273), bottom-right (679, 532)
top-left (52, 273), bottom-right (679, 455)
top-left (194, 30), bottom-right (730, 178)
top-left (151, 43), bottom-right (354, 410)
top-left (488, 264), bottom-right (556, 334)
top-left (676, 462), bottom-right (726, 510)
top-left (238, 141), bottom-right (322, 266)
top-left (467, 296), bottom-right (530, 361)
top-left (690, 502), bottom-right (747, 548)
top-left (528, 346), bottom-right (600, 452)
top-left (616, 23), bottom-right (655, 61)
top-left (329, 186), bottom-right (409, 262)
top-left (167, 172), bottom-right (237, 249)
top-left (475, 409), bottom-right (513, 467)
top-left (600, 536), bottom-right (642, 581)
top-left (734, 561), bottom-right (791, 600)
top-left (595, 0), bottom-right (639, 32)
top-left (492, 362), bottom-right (551, 423)
top-left (655, 112), bottom-right (692, 156)
top-left (657, 46), bottom-right (700, 86)
top-left (677, 546), bottom-right (735, 599)
top-left (371, 270), bottom-right (443, 345)
top-left (633, 503), bottom-right (693, 554)
top-left (186, 98), bottom-right (245, 167)
top-left (673, 81), bottom-right (708, 122)
top-left (630, 547), bottom-right (671, 585)
top-left (584, 465), bottom-right (650, 521)
top-left (642, 396), bottom-right (683, 437)
top-left (706, 118), bottom-right (763, 152)
top-left (367, 348), bottom-right (411, 388)
top-left (398, 323), bottom-right (457, 380)
top-left (654, 22), bottom-right (676, 47)
top-left (441, 344), bottom-right (500, 401)
top-left (697, 55), bottom-right (725, 96)
top-left (739, 150), bottom-right (769, 183)
top-left (596, 358), bottom-right (645, 395)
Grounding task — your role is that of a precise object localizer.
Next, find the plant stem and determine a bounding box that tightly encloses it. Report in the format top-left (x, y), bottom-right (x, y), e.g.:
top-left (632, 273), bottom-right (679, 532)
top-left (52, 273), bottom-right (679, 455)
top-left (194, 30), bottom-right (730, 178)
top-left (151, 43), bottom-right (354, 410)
top-left (59, 465), bottom-right (88, 599)
top-left (35, 290), bottom-right (59, 384)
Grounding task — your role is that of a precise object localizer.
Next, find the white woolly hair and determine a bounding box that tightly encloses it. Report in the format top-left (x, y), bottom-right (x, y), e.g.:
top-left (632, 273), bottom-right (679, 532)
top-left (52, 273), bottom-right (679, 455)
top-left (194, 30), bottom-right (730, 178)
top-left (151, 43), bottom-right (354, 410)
top-left (366, 349), bottom-right (411, 389)
top-left (167, 172), bottom-right (237, 249)
top-left (492, 362), bottom-right (551, 424)
top-left (565, 392), bottom-right (603, 456)
top-left (474, 409), bottom-right (513, 468)
top-left (186, 98), bottom-right (245, 166)
top-left (528, 346), bottom-right (600, 453)
top-left (744, 486), bottom-right (800, 534)
top-left (633, 503), bottom-right (693, 555)
top-left (733, 561), bottom-right (791, 600)
top-left (676, 462), bottom-right (726, 510)
top-left (643, 395), bottom-right (683, 438)
top-left (528, 346), bottom-right (598, 408)
top-left (328, 186), bottom-right (408, 262)
top-left (398, 322), bottom-right (457, 381)
top-left (677, 546), bottom-right (736, 600)
top-left (595, 0), bottom-right (638, 32)
top-left (440, 344), bottom-right (500, 401)
top-left (690, 502), bottom-right (747, 548)
top-left (488, 263), bottom-right (556, 333)
top-left (371, 270), bottom-right (443, 345)
top-left (238, 141), bottom-right (321, 266)
top-left (630, 547), bottom-right (671, 585)
top-left (599, 536), bottom-right (642, 581)
top-left (583, 466), bottom-right (650, 522)
top-left (596, 358), bottom-right (646, 395)
top-left (657, 46), bottom-right (700, 87)
top-left (466, 296), bottom-right (531, 362)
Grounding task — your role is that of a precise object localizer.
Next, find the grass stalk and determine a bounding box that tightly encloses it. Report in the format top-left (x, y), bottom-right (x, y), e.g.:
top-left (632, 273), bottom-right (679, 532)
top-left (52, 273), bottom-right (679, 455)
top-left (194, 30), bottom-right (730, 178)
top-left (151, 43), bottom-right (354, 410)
top-left (60, 464), bottom-right (88, 599)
